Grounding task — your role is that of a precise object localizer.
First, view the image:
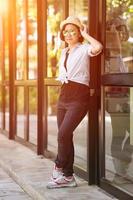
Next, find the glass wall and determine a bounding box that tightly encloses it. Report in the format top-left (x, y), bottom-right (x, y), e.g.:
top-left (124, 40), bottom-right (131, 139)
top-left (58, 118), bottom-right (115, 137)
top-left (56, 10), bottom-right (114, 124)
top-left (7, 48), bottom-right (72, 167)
top-left (104, 0), bottom-right (133, 195)
top-left (15, 0), bottom-right (38, 143)
top-left (105, 0), bottom-right (133, 73)
top-left (105, 86), bottom-right (133, 194)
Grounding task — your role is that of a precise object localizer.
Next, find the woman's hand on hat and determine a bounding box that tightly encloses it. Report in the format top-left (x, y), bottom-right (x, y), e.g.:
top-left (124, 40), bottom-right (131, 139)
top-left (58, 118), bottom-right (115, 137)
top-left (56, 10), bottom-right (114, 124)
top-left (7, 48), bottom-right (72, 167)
top-left (80, 24), bottom-right (103, 54)
top-left (80, 24), bottom-right (88, 38)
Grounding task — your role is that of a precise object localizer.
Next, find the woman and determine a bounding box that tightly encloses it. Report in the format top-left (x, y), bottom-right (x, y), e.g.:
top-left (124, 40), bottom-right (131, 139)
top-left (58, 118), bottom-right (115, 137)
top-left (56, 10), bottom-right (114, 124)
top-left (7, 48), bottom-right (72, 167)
top-left (47, 16), bottom-right (103, 189)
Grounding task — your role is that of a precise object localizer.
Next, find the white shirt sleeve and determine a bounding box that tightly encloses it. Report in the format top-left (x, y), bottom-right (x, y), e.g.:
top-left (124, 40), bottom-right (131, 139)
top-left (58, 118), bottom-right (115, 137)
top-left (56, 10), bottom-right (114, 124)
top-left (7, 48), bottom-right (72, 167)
top-left (87, 44), bottom-right (102, 57)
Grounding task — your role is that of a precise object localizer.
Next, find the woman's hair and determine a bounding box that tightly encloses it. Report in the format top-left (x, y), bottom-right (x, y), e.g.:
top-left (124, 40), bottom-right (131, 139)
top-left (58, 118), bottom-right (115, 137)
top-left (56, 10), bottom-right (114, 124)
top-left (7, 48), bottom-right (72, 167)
top-left (60, 23), bottom-right (84, 43)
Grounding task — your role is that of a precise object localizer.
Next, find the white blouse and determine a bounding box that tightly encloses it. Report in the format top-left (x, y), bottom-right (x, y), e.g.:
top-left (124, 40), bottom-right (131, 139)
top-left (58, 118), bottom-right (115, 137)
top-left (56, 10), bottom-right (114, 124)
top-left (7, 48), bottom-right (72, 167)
top-left (57, 43), bottom-right (99, 86)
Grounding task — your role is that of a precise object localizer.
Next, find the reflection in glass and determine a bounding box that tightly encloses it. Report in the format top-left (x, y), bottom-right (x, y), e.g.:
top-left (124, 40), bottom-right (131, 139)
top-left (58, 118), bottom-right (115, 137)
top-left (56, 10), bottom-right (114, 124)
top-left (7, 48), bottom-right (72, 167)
top-left (16, 87), bottom-right (25, 138)
top-left (47, 0), bottom-right (63, 77)
top-left (28, 0), bottom-right (37, 80)
top-left (105, 86), bottom-right (133, 193)
top-left (105, 0), bottom-right (133, 73)
top-left (29, 87), bottom-right (37, 145)
top-left (16, 0), bottom-right (26, 80)
top-left (5, 86), bottom-right (9, 131)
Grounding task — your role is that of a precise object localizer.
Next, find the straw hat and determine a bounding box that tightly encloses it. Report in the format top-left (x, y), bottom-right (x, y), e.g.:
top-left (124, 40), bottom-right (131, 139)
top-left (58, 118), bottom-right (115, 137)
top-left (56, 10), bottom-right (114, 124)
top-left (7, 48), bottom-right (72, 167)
top-left (60, 16), bottom-right (83, 30)
top-left (60, 16), bottom-right (84, 41)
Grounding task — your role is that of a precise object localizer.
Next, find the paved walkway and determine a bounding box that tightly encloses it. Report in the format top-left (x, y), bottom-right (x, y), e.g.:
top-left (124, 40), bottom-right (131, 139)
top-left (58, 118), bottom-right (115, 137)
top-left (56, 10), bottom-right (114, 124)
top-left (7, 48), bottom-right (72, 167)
top-left (0, 167), bottom-right (32, 200)
top-left (0, 133), bottom-right (118, 200)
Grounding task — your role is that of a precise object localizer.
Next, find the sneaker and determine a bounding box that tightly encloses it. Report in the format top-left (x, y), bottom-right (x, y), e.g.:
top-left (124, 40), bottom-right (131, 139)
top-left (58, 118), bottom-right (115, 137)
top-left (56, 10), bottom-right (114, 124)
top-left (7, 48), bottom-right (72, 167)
top-left (47, 175), bottom-right (77, 189)
top-left (51, 165), bottom-right (63, 181)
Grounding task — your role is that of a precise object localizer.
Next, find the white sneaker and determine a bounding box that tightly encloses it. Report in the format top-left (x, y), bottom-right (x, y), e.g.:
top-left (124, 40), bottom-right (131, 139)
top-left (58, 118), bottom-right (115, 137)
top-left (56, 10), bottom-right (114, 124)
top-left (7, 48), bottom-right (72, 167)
top-left (51, 165), bottom-right (63, 181)
top-left (47, 175), bottom-right (77, 189)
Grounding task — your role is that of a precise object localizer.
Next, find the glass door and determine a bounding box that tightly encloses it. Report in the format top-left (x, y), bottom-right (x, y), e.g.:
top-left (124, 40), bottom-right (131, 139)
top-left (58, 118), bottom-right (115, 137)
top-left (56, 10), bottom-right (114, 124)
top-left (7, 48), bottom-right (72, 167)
top-left (100, 0), bottom-right (133, 198)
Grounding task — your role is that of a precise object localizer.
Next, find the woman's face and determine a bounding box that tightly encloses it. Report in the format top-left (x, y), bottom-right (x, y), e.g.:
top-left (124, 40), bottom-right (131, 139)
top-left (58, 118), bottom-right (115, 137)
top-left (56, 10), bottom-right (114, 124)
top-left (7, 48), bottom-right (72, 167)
top-left (63, 24), bottom-right (81, 46)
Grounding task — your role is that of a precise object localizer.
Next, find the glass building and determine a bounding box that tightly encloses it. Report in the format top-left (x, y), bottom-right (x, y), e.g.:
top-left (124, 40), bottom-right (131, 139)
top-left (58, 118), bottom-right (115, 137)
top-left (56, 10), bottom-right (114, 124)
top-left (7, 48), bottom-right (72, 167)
top-left (0, 0), bottom-right (133, 199)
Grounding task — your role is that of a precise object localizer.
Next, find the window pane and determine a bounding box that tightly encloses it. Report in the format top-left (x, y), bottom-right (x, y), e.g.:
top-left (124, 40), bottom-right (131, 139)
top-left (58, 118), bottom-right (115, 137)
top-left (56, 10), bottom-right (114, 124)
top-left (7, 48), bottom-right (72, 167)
top-left (16, 87), bottom-right (25, 138)
top-left (74, 114), bottom-right (88, 171)
top-left (16, 0), bottom-right (26, 80)
top-left (47, 0), bottom-right (63, 78)
top-left (29, 87), bottom-right (37, 144)
top-left (105, 0), bottom-right (133, 73)
top-left (47, 86), bottom-right (60, 153)
top-left (28, 0), bottom-right (37, 80)
top-left (105, 86), bottom-right (133, 194)
top-left (5, 86), bottom-right (9, 131)
top-left (69, 0), bottom-right (88, 18)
